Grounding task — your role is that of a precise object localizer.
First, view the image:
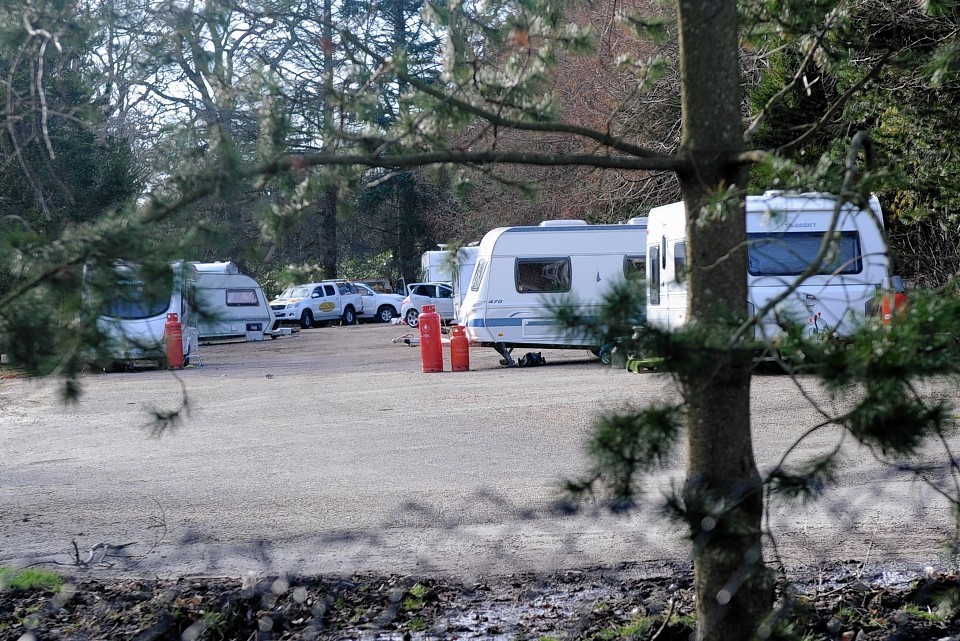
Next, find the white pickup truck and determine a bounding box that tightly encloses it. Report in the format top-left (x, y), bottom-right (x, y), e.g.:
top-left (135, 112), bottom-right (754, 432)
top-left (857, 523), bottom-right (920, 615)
top-left (269, 281), bottom-right (363, 329)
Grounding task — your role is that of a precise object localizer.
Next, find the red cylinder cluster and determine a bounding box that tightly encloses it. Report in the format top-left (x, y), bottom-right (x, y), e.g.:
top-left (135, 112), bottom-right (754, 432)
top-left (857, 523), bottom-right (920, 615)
top-left (164, 312), bottom-right (185, 369)
top-left (418, 304), bottom-right (443, 372)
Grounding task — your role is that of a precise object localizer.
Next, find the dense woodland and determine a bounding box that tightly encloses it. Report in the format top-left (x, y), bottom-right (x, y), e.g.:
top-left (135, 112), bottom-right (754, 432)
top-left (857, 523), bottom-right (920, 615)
top-left (1, 0), bottom-right (959, 295)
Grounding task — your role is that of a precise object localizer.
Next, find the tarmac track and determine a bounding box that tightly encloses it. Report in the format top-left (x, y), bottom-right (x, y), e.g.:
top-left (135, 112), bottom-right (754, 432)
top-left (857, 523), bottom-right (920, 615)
top-left (1, 323), bottom-right (957, 581)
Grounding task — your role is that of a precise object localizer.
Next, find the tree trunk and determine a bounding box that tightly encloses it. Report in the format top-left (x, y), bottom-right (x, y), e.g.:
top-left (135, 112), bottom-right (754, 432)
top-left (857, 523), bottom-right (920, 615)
top-left (320, 0), bottom-right (338, 280)
top-left (320, 185), bottom-right (338, 279)
top-left (676, 1), bottom-right (772, 639)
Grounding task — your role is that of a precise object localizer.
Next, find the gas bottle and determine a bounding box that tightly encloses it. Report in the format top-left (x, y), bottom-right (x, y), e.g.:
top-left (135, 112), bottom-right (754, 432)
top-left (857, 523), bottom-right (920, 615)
top-left (164, 312), bottom-right (185, 369)
top-left (881, 291), bottom-right (908, 325)
top-left (450, 325), bottom-right (469, 372)
top-left (418, 304), bottom-right (443, 372)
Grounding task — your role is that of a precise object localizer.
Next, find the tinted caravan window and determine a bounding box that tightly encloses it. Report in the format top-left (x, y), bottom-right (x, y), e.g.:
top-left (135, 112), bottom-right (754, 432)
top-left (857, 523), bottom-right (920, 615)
top-left (515, 257), bottom-right (571, 293)
top-left (624, 255), bottom-right (645, 280)
top-left (226, 289), bottom-right (259, 306)
top-left (103, 264), bottom-right (174, 320)
top-left (470, 259), bottom-right (487, 291)
top-left (648, 247), bottom-right (660, 306)
top-left (748, 231), bottom-right (862, 276)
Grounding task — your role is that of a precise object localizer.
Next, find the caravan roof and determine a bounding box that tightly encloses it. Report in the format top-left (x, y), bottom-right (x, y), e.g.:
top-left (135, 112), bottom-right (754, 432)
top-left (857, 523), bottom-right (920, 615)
top-left (190, 261), bottom-right (241, 274)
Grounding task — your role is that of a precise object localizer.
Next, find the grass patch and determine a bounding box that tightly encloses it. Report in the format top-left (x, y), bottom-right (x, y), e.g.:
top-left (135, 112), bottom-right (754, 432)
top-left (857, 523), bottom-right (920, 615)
top-left (0, 567), bottom-right (63, 591)
top-left (403, 583), bottom-right (428, 611)
top-left (902, 602), bottom-right (945, 623)
top-left (591, 616), bottom-right (655, 640)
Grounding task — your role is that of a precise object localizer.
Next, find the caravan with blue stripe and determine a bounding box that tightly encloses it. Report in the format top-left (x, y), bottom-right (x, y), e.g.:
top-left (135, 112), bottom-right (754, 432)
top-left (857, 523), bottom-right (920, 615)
top-left (460, 218), bottom-right (648, 367)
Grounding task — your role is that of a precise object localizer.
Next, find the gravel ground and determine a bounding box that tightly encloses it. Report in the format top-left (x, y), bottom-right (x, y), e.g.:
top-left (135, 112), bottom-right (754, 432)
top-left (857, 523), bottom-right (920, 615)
top-left (3, 322), bottom-right (960, 638)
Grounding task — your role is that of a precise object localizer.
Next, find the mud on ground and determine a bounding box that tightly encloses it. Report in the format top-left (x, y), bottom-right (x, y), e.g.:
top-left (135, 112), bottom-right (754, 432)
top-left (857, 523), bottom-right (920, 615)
top-left (4, 562), bottom-right (960, 640)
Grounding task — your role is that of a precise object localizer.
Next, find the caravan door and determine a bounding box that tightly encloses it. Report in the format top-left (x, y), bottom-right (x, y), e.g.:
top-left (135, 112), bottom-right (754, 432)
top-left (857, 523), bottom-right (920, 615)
top-left (645, 202), bottom-right (687, 330)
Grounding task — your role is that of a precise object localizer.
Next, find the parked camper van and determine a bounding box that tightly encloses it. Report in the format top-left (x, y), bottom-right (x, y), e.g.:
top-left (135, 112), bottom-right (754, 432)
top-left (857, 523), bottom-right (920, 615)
top-left (186, 262), bottom-right (274, 341)
top-left (420, 244), bottom-right (479, 323)
top-left (86, 260), bottom-right (194, 366)
top-left (460, 219), bottom-right (648, 365)
top-left (646, 192), bottom-right (890, 341)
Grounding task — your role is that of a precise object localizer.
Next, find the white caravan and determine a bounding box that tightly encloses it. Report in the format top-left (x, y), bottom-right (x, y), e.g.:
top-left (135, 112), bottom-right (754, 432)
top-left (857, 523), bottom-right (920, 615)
top-left (645, 192), bottom-right (889, 342)
top-left (460, 219), bottom-right (648, 365)
top-left (186, 261), bottom-right (274, 341)
top-left (86, 260), bottom-right (195, 367)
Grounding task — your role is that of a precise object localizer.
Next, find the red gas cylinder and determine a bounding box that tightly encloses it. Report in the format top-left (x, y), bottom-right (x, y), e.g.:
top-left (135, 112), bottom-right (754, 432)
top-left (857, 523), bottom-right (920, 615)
top-left (164, 312), bottom-right (185, 369)
top-left (450, 325), bottom-right (470, 372)
top-left (418, 304), bottom-right (443, 372)
top-left (881, 292), bottom-right (908, 325)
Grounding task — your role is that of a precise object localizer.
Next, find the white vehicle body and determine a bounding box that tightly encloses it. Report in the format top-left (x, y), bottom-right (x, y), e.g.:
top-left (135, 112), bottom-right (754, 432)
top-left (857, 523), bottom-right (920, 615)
top-left (88, 260), bottom-right (194, 365)
top-left (401, 282), bottom-right (455, 327)
top-left (270, 281), bottom-right (362, 328)
top-left (645, 192), bottom-right (889, 341)
top-left (420, 244), bottom-right (479, 324)
top-left (420, 247), bottom-right (452, 283)
top-left (451, 245), bottom-right (479, 324)
top-left (460, 219), bottom-right (648, 364)
top-left (351, 282), bottom-right (405, 322)
top-left (187, 262), bottom-right (274, 342)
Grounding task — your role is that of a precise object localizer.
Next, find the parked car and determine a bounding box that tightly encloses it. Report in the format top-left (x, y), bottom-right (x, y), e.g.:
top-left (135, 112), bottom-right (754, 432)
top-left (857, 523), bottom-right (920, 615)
top-left (400, 282), bottom-right (455, 327)
top-left (269, 282), bottom-right (362, 328)
top-left (336, 281), bottom-right (405, 322)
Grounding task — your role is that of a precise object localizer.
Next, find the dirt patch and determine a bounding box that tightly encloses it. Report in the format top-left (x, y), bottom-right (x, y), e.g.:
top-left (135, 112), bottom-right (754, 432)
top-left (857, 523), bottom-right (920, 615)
top-left (4, 563), bottom-right (960, 640)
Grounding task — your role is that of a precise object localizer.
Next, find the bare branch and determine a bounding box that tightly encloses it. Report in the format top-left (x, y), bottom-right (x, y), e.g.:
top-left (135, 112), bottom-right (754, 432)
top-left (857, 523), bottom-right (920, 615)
top-left (339, 29), bottom-right (671, 161)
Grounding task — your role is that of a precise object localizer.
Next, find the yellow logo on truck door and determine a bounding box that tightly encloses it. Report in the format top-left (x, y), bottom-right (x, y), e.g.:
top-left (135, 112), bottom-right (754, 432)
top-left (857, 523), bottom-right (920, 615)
top-left (319, 301), bottom-right (335, 312)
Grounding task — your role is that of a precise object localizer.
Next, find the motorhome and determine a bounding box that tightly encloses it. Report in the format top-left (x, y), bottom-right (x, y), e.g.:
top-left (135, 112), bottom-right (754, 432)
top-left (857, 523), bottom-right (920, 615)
top-left (645, 192), bottom-right (890, 342)
top-left (186, 261), bottom-right (274, 341)
top-left (420, 244), bottom-right (479, 323)
top-left (460, 219), bottom-right (648, 365)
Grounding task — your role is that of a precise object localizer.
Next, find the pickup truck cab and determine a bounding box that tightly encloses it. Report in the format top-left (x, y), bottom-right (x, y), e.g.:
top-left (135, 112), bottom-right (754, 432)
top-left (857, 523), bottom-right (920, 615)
top-left (269, 281), bottom-right (362, 328)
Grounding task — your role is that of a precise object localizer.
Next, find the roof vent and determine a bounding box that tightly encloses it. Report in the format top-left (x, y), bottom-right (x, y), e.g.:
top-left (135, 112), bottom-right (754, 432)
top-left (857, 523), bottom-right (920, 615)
top-left (539, 219), bottom-right (588, 227)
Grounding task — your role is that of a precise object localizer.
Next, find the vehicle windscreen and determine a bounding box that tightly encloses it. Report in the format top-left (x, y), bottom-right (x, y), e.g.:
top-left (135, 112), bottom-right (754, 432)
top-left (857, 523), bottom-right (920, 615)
top-left (279, 286), bottom-right (311, 299)
top-left (747, 231), bottom-right (862, 276)
top-left (102, 266), bottom-right (174, 320)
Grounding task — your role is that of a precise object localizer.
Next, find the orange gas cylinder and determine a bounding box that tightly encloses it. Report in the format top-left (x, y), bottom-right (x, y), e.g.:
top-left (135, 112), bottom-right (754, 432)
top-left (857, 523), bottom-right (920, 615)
top-left (450, 325), bottom-right (470, 372)
top-left (164, 312), bottom-right (185, 369)
top-left (418, 304), bottom-right (443, 372)
top-left (881, 292), bottom-right (908, 325)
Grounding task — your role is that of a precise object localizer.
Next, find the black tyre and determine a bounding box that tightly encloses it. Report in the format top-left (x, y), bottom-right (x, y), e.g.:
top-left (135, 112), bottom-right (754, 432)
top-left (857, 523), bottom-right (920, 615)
top-left (405, 308), bottom-right (420, 328)
top-left (342, 306), bottom-right (357, 326)
top-left (300, 310), bottom-right (314, 329)
top-left (598, 346), bottom-right (613, 365)
top-left (376, 305), bottom-right (397, 323)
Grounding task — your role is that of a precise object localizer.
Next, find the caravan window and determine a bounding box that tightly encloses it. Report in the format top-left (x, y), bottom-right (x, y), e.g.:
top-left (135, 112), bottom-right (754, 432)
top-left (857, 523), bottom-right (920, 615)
top-left (674, 242), bottom-right (687, 284)
top-left (624, 255), bottom-right (645, 280)
top-left (470, 259), bottom-right (488, 291)
top-left (649, 247), bottom-right (661, 306)
top-left (102, 265), bottom-right (174, 320)
top-left (226, 289), bottom-right (259, 307)
top-left (515, 257), bottom-right (571, 293)
top-left (748, 231), bottom-right (862, 276)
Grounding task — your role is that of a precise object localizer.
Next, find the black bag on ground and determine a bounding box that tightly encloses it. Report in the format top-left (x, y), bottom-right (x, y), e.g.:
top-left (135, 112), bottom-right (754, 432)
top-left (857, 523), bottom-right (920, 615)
top-left (517, 352), bottom-right (546, 367)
